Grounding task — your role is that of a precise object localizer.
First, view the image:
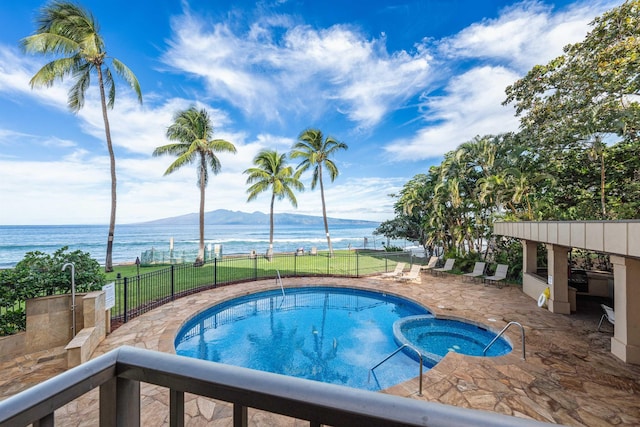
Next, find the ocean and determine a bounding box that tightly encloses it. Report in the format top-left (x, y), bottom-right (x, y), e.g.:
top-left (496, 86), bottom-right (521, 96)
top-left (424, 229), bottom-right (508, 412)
top-left (0, 223), bottom-right (407, 268)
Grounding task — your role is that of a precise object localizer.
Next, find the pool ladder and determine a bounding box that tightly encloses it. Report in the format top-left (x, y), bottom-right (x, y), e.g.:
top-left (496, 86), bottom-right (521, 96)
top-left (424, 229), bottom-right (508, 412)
top-left (275, 270), bottom-right (285, 298)
top-left (483, 321), bottom-right (526, 360)
top-left (369, 344), bottom-right (423, 396)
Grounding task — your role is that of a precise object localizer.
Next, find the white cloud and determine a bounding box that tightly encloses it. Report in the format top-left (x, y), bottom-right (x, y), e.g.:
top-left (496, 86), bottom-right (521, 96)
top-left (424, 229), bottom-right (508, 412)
top-left (385, 66), bottom-right (521, 160)
top-left (384, 0), bottom-right (619, 161)
top-left (162, 10), bottom-right (433, 129)
top-left (438, 0), bottom-right (617, 70)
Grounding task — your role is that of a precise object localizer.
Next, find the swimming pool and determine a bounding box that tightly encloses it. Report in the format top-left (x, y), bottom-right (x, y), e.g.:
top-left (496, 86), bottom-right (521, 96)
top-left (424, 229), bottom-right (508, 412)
top-left (175, 286), bottom-right (512, 391)
top-left (175, 287), bottom-right (430, 391)
top-left (394, 315), bottom-right (512, 365)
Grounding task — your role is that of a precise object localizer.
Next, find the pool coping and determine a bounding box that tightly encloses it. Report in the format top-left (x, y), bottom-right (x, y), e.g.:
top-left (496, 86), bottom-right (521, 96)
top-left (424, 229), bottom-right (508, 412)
top-left (8, 274), bottom-right (640, 425)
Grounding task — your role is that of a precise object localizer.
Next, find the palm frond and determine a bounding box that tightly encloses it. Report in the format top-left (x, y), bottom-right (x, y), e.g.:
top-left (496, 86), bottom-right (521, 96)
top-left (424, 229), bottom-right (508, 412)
top-left (68, 63), bottom-right (91, 111)
top-left (112, 58), bottom-right (142, 104)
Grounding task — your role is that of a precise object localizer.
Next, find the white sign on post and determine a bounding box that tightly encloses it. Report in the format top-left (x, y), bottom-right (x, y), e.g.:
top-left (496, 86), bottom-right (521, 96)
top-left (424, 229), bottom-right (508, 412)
top-left (102, 282), bottom-right (115, 309)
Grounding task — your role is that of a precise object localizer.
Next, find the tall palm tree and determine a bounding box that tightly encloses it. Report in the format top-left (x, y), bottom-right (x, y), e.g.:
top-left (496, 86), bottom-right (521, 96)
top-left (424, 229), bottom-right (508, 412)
top-left (291, 129), bottom-right (348, 256)
top-left (244, 150), bottom-right (304, 258)
top-left (21, 1), bottom-right (142, 272)
top-left (153, 107), bottom-right (236, 265)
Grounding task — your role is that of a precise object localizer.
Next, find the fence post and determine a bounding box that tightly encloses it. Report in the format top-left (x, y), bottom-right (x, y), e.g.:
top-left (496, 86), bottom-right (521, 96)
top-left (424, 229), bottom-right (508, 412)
top-left (294, 253), bottom-right (297, 277)
top-left (170, 265), bottom-right (175, 301)
top-left (123, 277), bottom-right (128, 323)
top-left (253, 256), bottom-right (257, 280)
top-left (214, 258), bottom-right (217, 288)
top-left (356, 250), bottom-right (359, 277)
top-left (326, 254), bottom-right (330, 275)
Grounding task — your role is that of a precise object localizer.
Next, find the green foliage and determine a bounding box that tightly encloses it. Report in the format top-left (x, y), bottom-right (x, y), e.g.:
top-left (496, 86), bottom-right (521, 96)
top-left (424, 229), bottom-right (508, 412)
top-left (0, 308), bottom-right (26, 336)
top-left (490, 238), bottom-right (523, 282)
top-left (0, 247), bottom-right (104, 336)
top-left (381, 2), bottom-right (640, 272)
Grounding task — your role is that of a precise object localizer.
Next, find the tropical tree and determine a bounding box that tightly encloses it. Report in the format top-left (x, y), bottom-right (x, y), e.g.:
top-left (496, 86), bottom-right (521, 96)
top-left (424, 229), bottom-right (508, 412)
top-left (244, 150), bottom-right (304, 258)
top-left (153, 107), bottom-right (236, 265)
top-left (291, 129), bottom-right (348, 256)
top-left (21, 1), bottom-right (143, 272)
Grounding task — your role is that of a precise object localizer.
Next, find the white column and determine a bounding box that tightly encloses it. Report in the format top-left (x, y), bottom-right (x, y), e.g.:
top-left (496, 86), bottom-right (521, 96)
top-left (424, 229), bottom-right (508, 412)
top-left (610, 256), bottom-right (640, 364)
top-left (523, 239), bottom-right (537, 275)
top-left (546, 244), bottom-right (571, 314)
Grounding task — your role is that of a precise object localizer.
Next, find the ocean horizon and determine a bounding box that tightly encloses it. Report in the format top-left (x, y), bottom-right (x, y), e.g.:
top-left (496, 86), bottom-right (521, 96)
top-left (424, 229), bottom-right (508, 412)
top-left (0, 223), bottom-right (410, 268)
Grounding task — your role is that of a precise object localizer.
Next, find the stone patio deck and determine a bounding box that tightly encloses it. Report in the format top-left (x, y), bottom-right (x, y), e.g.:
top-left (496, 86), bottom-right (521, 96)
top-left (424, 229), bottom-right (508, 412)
top-left (1, 272), bottom-right (639, 426)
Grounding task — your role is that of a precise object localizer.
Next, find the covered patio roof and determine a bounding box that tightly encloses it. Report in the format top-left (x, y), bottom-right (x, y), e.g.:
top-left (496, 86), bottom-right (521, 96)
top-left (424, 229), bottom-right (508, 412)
top-left (494, 220), bottom-right (640, 365)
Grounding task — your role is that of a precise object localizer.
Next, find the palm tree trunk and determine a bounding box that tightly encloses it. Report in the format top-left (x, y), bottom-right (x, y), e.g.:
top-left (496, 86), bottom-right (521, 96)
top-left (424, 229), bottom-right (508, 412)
top-left (318, 166), bottom-right (333, 256)
top-left (269, 192), bottom-right (275, 257)
top-left (97, 66), bottom-right (116, 273)
top-left (196, 156), bottom-right (206, 266)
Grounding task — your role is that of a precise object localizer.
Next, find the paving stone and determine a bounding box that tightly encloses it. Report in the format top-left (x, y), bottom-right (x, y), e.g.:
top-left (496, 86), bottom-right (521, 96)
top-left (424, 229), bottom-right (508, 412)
top-left (2, 274), bottom-right (640, 425)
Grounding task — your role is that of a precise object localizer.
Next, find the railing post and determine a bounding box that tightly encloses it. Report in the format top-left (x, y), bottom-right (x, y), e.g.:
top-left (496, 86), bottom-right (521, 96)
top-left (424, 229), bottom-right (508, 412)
top-left (171, 265), bottom-right (175, 301)
top-left (123, 277), bottom-right (128, 323)
top-left (356, 250), bottom-right (359, 277)
top-left (294, 252), bottom-right (297, 276)
top-left (33, 412), bottom-right (53, 427)
top-left (100, 376), bottom-right (141, 427)
top-left (233, 403), bottom-right (248, 427)
top-left (170, 389), bottom-right (185, 427)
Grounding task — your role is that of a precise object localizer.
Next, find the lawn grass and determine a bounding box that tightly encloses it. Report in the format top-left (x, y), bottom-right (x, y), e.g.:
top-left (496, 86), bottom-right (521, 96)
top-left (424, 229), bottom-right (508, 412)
top-left (108, 250), bottom-right (416, 319)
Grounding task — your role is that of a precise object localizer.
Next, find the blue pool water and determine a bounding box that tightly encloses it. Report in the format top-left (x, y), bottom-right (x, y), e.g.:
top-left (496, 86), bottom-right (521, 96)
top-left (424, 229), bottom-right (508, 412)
top-left (394, 315), bottom-right (512, 365)
top-left (175, 287), bottom-right (512, 391)
top-left (175, 287), bottom-right (430, 391)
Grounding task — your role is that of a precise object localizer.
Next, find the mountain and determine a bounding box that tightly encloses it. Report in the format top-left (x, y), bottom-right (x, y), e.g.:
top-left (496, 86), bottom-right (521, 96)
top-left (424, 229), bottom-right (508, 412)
top-left (136, 209), bottom-right (379, 226)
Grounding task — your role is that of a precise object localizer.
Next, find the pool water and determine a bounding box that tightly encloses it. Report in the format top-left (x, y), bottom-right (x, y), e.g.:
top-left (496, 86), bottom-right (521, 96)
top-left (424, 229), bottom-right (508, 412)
top-left (175, 287), bottom-right (430, 391)
top-left (394, 315), bottom-right (512, 365)
top-left (175, 287), bottom-right (512, 391)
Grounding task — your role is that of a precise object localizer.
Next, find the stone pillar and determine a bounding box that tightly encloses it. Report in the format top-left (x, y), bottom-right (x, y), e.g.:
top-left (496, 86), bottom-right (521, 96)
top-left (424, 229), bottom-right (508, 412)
top-left (610, 256), bottom-right (640, 364)
top-left (546, 244), bottom-right (571, 314)
top-left (522, 239), bottom-right (537, 275)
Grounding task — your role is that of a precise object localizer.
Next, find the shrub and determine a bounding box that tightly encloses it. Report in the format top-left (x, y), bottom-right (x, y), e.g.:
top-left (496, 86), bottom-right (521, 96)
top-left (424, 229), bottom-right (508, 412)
top-left (0, 247), bottom-right (105, 336)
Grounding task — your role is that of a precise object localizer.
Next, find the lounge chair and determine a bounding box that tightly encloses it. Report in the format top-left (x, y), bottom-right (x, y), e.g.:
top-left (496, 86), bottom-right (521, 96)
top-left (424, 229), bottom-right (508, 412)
top-left (597, 304), bottom-right (615, 331)
top-left (463, 262), bottom-right (486, 282)
top-left (433, 258), bottom-right (455, 276)
top-left (421, 256), bottom-right (439, 273)
top-left (483, 264), bottom-right (508, 288)
top-left (382, 262), bottom-right (406, 277)
top-left (397, 264), bottom-right (422, 282)
top-left (310, 247), bottom-right (317, 256)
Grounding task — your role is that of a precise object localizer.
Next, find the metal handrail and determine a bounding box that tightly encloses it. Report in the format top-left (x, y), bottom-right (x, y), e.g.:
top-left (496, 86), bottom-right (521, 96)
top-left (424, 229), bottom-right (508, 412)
top-left (369, 344), bottom-right (423, 396)
top-left (275, 270), bottom-right (285, 298)
top-left (483, 321), bottom-right (526, 360)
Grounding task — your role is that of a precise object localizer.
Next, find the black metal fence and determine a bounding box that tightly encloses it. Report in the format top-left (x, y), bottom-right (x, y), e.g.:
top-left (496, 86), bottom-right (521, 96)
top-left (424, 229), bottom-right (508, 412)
top-left (110, 250), bottom-right (425, 327)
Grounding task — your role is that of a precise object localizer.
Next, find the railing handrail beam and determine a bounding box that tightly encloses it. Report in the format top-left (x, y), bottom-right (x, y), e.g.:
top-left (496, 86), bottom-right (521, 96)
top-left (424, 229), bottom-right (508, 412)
top-left (0, 346), bottom-right (554, 427)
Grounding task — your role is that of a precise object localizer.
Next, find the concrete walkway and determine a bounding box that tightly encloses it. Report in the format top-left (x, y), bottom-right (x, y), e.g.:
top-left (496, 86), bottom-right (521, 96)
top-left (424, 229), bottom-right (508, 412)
top-left (2, 272), bottom-right (639, 426)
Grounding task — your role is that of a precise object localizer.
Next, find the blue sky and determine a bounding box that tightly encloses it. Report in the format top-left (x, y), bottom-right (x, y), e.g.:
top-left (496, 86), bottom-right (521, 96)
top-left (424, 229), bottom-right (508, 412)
top-left (0, 0), bottom-right (620, 225)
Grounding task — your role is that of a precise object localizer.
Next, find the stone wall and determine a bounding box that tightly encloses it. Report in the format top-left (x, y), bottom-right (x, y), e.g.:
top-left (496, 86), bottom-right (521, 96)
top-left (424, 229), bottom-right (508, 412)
top-left (65, 291), bottom-right (106, 368)
top-left (0, 331), bottom-right (26, 362)
top-left (25, 294), bottom-right (85, 353)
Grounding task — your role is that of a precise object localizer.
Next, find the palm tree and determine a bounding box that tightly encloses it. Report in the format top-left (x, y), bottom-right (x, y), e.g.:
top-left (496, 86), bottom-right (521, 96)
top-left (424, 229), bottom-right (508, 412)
top-left (21, 1), bottom-right (143, 272)
top-left (291, 129), bottom-right (348, 256)
top-left (153, 107), bottom-right (236, 265)
top-left (244, 150), bottom-right (303, 258)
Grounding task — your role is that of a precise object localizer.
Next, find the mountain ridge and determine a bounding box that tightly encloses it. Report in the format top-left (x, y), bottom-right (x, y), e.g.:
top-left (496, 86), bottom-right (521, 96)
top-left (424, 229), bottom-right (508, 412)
top-left (136, 209), bottom-right (379, 226)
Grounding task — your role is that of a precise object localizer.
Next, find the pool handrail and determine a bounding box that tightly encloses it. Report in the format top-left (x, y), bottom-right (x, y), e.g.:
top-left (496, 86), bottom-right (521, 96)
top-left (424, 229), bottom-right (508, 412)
top-left (275, 269), bottom-right (285, 298)
top-left (483, 321), bottom-right (525, 360)
top-left (369, 343), bottom-right (423, 396)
